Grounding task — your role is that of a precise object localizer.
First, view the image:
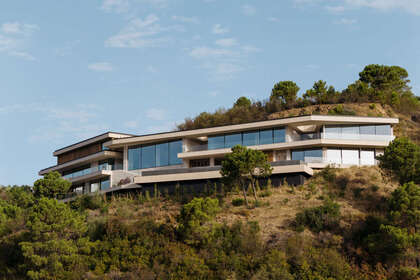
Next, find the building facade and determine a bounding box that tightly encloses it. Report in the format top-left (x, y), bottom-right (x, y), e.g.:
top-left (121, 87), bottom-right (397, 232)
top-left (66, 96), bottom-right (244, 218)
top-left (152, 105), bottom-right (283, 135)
top-left (39, 115), bottom-right (398, 197)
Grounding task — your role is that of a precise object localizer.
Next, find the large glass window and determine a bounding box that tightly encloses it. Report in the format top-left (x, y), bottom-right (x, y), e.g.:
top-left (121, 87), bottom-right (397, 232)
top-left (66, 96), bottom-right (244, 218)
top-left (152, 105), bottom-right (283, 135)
top-left (274, 128), bottom-right (286, 143)
top-left (327, 149), bottom-right (342, 165)
top-left (100, 178), bottom-right (110, 190)
top-left (360, 125), bottom-right (375, 135)
top-left (90, 182), bottom-right (100, 192)
top-left (141, 145), bottom-right (156, 169)
top-left (375, 125), bottom-right (391, 135)
top-left (259, 129), bottom-right (273, 145)
top-left (169, 140), bottom-right (183, 165)
top-left (156, 142), bottom-right (169, 167)
top-left (325, 125), bottom-right (341, 134)
top-left (243, 131), bottom-right (259, 146)
top-left (208, 135), bottom-right (225, 150)
top-left (128, 146), bottom-right (141, 170)
top-left (305, 149), bottom-right (323, 158)
top-left (225, 133), bottom-right (242, 148)
top-left (360, 149), bottom-right (375, 165)
top-left (291, 150), bottom-right (304, 161)
top-left (342, 125), bottom-right (359, 139)
top-left (342, 149), bottom-right (359, 165)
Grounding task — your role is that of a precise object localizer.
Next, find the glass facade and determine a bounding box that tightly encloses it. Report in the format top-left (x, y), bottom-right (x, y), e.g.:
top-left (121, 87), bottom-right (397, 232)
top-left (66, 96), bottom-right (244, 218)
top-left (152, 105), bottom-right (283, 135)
top-left (100, 178), bottom-right (110, 191)
top-left (225, 133), bottom-right (242, 148)
top-left (128, 146), bottom-right (141, 170)
top-left (90, 182), bottom-right (100, 192)
top-left (169, 141), bottom-right (183, 165)
top-left (207, 127), bottom-right (285, 150)
top-left (326, 149), bottom-right (342, 165)
top-left (208, 135), bottom-right (225, 150)
top-left (156, 143), bottom-right (169, 167)
top-left (128, 140), bottom-right (183, 170)
top-left (324, 124), bottom-right (392, 138)
top-left (243, 131), bottom-right (259, 146)
top-left (274, 128), bottom-right (286, 143)
top-left (292, 149), bottom-right (323, 162)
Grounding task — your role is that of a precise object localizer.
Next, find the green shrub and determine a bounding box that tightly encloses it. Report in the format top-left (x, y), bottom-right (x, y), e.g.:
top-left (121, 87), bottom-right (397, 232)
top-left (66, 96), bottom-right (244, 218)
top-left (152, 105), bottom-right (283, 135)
top-left (295, 200), bottom-right (341, 232)
top-left (258, 190), bottom-right (272, 198)
top-left (232, 198), bottom-right (245, 206)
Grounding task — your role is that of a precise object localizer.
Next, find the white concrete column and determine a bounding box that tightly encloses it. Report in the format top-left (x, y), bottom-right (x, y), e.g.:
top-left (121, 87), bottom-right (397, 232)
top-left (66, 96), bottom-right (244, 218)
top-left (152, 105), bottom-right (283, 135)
top-left (123, 145), bottom-right (128, 171)
top-left (210, 158), bottom-right (215, 166)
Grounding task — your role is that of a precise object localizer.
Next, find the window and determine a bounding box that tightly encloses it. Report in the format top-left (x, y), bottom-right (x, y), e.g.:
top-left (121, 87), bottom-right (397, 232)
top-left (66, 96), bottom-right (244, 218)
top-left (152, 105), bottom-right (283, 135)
top-left (141, 145), bottom-right (156, 169)
top-left (327, 149), bottom-right (342, 165)
top-left (243, 131), bottom-right (259, 146)
top-left (342, 125), bottom-right (359, 139)
top-left (90, 182), bottom-right (100, 192)
top-left (342, 149), bottom-right (359, 165)
top-left (100, 178), bottom-right (110, 191)
top-left (208, 135), bottom-right (225, 150)
top-left (292, 150), bottom-right (304, 161)
top-left (101, 142), bottom-right (109, 151)
top-left (375, 125), bottom-right (391, 135)
top-left (128, 146), bottom-right (141, 170)
top-left (360, 125), bottom-right (375, 135)
top-left (169, 140), bottom-right (183, 165)
top-left (156, 142), bottom-right (169, 167)
top-left (274, 128), bottom-right (286, 143)
top-left (215, 158), bottom-right (224, 166)
top-left (325, 125), bottom-right (341, 135)
top-left (225, 133), bottom-right (242, 148)
top-left (292, 149), bottom-right (322, 162)
top-left (98, 159), bottom-right (114, 171)
top-left (360, 149), bottom-right (375, 165)
top-left (259, 129), bottom-right (273, 145)
top-left (190, 158), bottom-right (210, 167)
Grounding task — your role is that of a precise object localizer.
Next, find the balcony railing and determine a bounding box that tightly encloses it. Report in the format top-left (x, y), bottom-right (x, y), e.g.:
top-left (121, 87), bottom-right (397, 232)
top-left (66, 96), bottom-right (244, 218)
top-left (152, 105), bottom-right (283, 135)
top-left (322, 133), bottom-right (394, 141)
top-left (182, 133), bottom-right (394, 154)
top-left (63, 165), bottom-right (114, 180)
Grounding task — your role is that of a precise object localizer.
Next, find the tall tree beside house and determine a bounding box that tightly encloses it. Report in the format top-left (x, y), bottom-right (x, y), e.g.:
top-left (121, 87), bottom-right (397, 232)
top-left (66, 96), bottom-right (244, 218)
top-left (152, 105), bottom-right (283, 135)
top-left (33, 171), bottom-right (71, 199)
top-left (221, 145), bottom-right (272, 207)
top-left (270, 81), bottom-right (299, 109)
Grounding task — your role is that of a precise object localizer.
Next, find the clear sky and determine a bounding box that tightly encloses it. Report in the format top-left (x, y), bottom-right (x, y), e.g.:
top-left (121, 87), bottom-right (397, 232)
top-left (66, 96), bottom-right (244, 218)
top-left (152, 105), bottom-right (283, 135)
top-left (0, 0), bottom-right (419, 185)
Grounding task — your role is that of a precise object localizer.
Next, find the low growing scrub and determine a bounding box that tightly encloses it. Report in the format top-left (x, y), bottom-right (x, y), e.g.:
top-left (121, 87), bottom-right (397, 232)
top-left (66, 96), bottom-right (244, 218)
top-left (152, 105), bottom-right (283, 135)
top-left (295, 200), bottom-right (341, 232)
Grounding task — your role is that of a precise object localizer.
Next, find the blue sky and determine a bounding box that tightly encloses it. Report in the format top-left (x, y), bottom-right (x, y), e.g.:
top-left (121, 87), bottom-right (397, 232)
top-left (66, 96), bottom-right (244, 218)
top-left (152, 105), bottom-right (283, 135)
top-left (0, 0), bottom-right (419, 185)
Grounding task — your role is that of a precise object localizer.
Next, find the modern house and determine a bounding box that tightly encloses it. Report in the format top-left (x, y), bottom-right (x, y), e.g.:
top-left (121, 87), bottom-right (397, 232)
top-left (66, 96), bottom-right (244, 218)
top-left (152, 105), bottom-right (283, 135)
top-left (39, 115), bottom-right (398, 198)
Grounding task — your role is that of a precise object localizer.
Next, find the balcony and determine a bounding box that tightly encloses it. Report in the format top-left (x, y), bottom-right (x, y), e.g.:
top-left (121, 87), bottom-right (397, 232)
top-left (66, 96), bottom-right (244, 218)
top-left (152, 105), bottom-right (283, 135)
top-left (322, 133), bottom-right (394, 141)
top-left (63, 164), bottom-right (116, 180)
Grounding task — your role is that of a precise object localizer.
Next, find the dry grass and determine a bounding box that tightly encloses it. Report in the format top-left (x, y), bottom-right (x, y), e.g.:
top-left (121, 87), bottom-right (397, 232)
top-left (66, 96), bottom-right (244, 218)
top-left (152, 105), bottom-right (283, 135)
top-left (85, 166), bottom-right (400, 244)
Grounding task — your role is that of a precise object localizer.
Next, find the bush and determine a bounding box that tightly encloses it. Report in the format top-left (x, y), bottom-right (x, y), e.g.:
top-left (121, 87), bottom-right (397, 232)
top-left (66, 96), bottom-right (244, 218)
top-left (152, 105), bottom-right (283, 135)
top-left (295, 200), bottom-right (341, 232)
top-left (232, 198), bottom-right (245, 206)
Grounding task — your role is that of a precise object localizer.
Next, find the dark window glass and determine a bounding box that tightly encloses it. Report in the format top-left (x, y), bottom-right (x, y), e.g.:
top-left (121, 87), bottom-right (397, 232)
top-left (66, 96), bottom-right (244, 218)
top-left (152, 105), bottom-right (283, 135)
top-left (169, 140), bottom-right (183, 165)
top-left (375, 125), bottom-right (391, 135)
top-left (128, 146), bottom-right (141, 170)
top-left (100, 178), bottom-right (110, 190)
top-left (325, 125), bottom-right (341, 134)
top-left (141, 145), bottom-right (156, 169)
top-left (208, 135), bottom-right (225, 150)
top-left (101, 142), bottom-right (109, 151)
top-left (242, 131), bottom-right (259, 146)
top-left (305, 149), bottom-right (323, 158)
top-left (292, 150), bottom-right (304, 161)
top-left (225, 133), bottom-right (242, 148)
top-left (156, 143), bottom-right (169, 167)
top-left (259, 129), bottom-right (273, 145)
top-left (274, 128), bottom-right (286, 143)
top-left (360, 125), bottom-right (375, 135)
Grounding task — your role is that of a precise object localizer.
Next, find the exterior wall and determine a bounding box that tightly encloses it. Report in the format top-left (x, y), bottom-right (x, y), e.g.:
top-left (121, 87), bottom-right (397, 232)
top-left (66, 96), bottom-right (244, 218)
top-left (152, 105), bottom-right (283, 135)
top-left (58, 142), bottom-right (103, 164)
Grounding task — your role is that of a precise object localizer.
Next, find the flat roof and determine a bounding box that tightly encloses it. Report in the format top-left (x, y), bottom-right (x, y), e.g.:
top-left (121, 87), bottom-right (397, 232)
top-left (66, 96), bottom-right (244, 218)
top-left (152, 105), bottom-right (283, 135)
top-left (53, 132), bottom-right (135, 156)
top-left (105, 115), bottom-right (399, 148)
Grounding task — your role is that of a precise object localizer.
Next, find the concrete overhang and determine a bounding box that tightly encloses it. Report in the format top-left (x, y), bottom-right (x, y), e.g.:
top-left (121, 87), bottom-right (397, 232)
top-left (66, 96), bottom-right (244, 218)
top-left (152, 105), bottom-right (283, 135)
top-left (177, 138), bottom-right (394, 160)
top-left (134, 164), bottom-right (313, 184)
top-left (39, 151), bottom-right (122, 175)
top-left (53, 132), bottom-right (133, 156)
top-left (105, 115), bottom-right (399, 148)
top-left (66, 170), bottom-right (112, 184)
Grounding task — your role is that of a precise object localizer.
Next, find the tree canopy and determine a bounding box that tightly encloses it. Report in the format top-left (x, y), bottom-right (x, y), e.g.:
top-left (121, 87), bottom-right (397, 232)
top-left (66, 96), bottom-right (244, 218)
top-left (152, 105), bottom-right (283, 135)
top-left (33, 171), bottom-right (71, 199)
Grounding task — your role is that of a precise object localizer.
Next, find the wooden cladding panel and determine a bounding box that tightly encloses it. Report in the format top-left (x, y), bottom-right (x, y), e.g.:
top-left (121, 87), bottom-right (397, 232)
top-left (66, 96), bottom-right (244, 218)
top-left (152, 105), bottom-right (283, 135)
top-left (57, 142), bottom-right (102, 164)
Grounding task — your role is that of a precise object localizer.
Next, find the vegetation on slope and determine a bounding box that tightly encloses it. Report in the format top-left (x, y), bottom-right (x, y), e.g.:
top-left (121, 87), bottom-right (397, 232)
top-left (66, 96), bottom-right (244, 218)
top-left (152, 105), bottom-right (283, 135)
top-left (1, 138), bottom-right (420, 279)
